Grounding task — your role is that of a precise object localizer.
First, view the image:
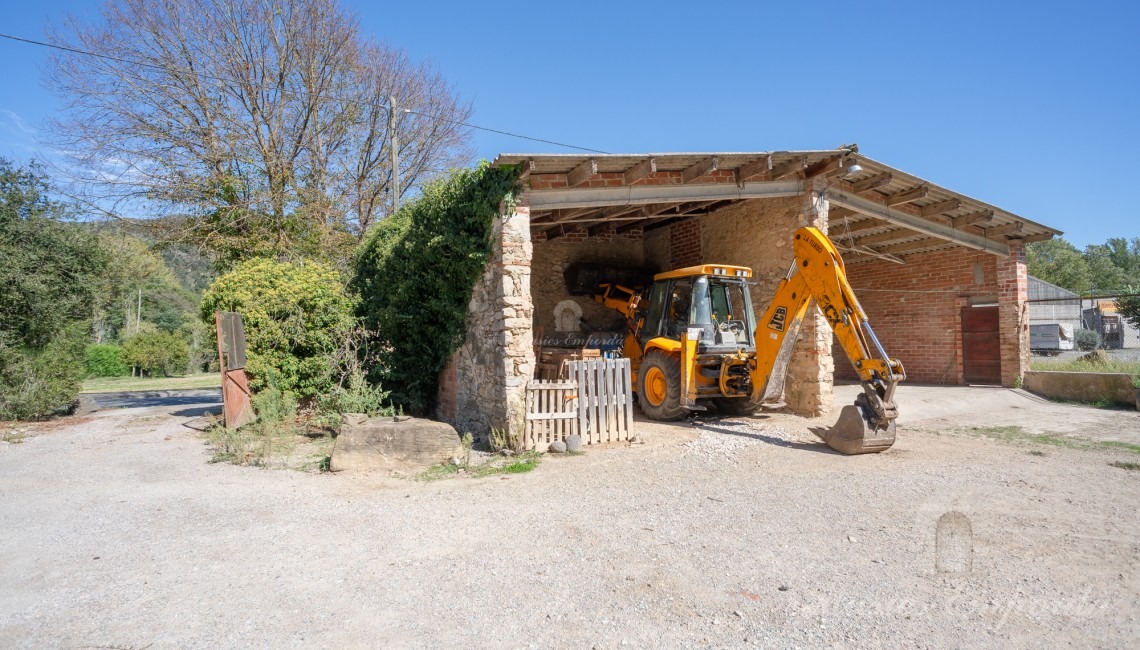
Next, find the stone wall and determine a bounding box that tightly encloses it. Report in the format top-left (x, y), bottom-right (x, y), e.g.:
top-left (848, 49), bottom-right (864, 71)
top-left (691, 193), bottom-right (835, 416)
top-left (436, 205), bottom-right (535, 442)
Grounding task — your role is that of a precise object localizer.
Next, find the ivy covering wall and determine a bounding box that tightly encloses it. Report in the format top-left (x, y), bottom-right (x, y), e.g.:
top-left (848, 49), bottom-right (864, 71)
top-left (352, 162), bottom-right (521, 414)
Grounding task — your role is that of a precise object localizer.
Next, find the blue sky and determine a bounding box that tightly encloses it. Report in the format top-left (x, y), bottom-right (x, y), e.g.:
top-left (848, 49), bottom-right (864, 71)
top-left (2, 1), bottom-right (1137, 249)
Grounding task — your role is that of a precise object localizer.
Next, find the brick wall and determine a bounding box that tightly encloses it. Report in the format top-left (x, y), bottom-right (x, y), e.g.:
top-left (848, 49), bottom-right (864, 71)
top-left (997, 239), bottom-right (1029, 386)
top-left (833, 247), bottom-right (1002, 385)
top-left (669, 219), bottom-right (702, 268)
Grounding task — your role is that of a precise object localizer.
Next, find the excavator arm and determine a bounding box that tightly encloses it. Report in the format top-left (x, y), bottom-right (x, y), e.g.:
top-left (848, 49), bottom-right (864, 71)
top-left (752, 227), bottom-right (906, 453)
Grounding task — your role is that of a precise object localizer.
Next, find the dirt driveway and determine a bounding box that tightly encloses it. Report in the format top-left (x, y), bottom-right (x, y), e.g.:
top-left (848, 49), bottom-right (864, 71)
top-left (2, 386), bottom-right (1138, 648)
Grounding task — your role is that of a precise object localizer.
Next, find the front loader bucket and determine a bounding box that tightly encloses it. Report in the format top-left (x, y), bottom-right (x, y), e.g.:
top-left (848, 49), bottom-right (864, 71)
top-left (817, 404), bottom-right (896, 454)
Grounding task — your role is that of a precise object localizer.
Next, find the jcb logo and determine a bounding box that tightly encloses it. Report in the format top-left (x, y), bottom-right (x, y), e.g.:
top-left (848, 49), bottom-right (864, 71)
top-left (767, 306), bottom-right (787, 332)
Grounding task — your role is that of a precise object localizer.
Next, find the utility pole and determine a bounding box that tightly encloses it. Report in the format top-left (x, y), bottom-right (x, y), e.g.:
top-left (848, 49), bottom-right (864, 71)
top-left (388, 95), bottom-right (400, 215)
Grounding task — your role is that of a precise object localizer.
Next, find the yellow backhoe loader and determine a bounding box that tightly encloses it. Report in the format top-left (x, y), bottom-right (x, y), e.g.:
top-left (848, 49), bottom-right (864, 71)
top-left (594, 226), bottom-right (905, 454)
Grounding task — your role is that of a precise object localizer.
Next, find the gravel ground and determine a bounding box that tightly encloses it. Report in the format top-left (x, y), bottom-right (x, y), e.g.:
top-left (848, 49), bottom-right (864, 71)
top-left (2, 391), bottom-right (1139, 648)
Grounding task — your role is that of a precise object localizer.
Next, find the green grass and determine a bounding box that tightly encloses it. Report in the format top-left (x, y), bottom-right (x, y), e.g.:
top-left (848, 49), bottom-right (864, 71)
top-left (1029, 358), bottom-right (1140, 387)
top-left (81, 373), bottom-right (221, 393)
top-left (954, 425), bottom-right (1140, 455)
top-left (419, 451), bottom-right (542, 481)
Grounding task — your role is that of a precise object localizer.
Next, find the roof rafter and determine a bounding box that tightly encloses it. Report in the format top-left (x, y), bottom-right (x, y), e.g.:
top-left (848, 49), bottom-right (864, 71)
top-left (681, 156), bottom-right (719, 184)
top-left (826, 188), bottom-right (1009, 256)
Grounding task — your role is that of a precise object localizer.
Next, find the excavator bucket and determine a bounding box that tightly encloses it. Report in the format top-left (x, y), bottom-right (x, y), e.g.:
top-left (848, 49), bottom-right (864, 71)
top-left (817, 404), bottom-right (897, 455)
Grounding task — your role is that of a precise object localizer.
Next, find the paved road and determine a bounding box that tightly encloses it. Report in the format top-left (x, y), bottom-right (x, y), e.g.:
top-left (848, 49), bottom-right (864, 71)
top-left (79, 388), bottom-right (222, 417)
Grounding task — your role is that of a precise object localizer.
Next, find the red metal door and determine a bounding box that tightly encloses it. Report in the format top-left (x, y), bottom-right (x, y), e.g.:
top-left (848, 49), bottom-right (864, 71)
top-left (961, 306), bottom-right (1001, 385)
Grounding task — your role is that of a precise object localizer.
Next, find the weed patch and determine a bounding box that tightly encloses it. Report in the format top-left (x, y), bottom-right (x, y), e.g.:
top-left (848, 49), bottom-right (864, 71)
top-left (954, 425), bottom-right (1140, 455)
top-left (418, 450), bottom-right (542, 481)
top-left (1109, 461), bottom-right (1140, 471)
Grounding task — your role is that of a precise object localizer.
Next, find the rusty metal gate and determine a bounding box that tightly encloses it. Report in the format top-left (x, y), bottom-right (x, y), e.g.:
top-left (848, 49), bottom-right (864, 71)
top-left (961, 306), bottom-right (1001, 385)
top-left (215, 311), bottom-right (255, 429)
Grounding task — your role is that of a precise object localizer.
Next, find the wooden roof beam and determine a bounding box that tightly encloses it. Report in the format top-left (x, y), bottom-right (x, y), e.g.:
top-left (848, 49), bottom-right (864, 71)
top-left (885, 185), bottom-right (929, 206)
top-left (830, 218), bottom-right (889, 236)
top-left (566, 158), bottom-right (598, 188)
top-left (804, 156), bottom-right (843, 179)
top-left (854, 228), bottom-right (924, 246)
top-left (542, 223), bottom-right (584, 240)
top-left (951, 210), bottom-right (994, 229)
top-left (769, 157), bottom-right (806, 180)
top-left (516, 158), bottom-right (535, 182)
top-left (877, 237), bottom-right (947, 255)
top-left (622, 158), bottom-right (656, 185)
top-left (849, 172), bottom-right (891, 193)
top-left (734, 155), bottom-right (772, 183)
top-left (984, 221), bottom-right (1024, 237)
top-left (1020, 233), bottom-right (1055, 243)
top-left (681, 156), bottom-right (719, 184)
top-left (919, 198), bottom-right (961, 217)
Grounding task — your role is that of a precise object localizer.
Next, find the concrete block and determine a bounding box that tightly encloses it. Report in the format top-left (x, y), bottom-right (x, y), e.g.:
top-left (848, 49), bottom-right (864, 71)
top-left (1023, 371), bottom-right (1137, 407)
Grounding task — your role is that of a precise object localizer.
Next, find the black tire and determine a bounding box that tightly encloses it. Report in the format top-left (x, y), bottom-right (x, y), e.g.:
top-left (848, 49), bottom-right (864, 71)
top-left (637, 351), bottom-right (687, 421)
top-left (712, 397), bottom-right (763, 416)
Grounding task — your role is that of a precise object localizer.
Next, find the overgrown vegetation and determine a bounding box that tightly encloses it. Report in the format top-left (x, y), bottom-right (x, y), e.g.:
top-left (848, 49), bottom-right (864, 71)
top-left (204, 381), bottom-right (334, 470)
top-left (353, 162), bottom-right (522, 414)
top-left (1073, 328), bottom-right (1101, 351)
top-left (1109, 461), bottom-right (1140, 471)
top-left (122, 328), bottom-right (190, 377)
top-left (1030, 356), bottom-right (1140, 388)
top-left (200, 258), bottom-right (356, 399)
top-left (0, 160), bottom-right (108, 420)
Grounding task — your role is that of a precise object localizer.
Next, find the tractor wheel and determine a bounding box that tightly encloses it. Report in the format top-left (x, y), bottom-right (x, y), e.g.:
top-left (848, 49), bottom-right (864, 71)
top-left (712, 397), bottom-right (763, 417)
top-left (637, 351), bottom-right (687, 421)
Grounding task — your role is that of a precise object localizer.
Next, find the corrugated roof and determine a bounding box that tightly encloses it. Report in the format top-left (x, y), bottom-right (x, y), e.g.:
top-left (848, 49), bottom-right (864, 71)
top-left (492, 149), bottom-right (1061, 261)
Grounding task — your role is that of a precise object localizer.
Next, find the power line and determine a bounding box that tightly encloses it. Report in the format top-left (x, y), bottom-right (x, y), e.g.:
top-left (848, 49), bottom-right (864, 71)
top-left (0, 31), bottom-right (607, 154)
top-left (402, 109), bottom-right (607, 154)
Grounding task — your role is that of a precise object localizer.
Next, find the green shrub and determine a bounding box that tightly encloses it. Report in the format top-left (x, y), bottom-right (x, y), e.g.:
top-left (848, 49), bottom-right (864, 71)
top-left (0, 324), bottom-right (88, 420)
top-left (251, 383), bottom-right (298, 424)
top-left (352, 162), bottom-right (522, 413)
top-left (318, 366), bottom-right (394, 427)
top-left (85, 344), bottom-right (129, 377)
top-left (1074, 328), bottom-right (1101, 351)
top-left (123, 330), bottom-right (189, 377)
top-left (199, 258), bottom-right (356, 399)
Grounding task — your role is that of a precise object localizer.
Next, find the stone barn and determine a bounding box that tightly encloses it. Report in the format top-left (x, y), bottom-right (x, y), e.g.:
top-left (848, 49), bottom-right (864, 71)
top-left (436, 149), bottom-right (1062, 440)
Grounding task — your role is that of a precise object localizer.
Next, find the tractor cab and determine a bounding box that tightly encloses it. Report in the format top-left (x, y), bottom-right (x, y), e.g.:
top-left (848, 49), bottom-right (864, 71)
top-left (639, 265), bottom-right (757, 353)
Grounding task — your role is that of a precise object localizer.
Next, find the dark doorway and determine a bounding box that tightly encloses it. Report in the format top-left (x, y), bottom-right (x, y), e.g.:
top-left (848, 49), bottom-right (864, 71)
top-left (962, 306), bottom-right (1001, 385)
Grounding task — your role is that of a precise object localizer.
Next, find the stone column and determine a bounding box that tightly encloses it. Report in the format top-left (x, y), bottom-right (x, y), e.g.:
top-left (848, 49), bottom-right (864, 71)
top-left (785, 184), bottom-right (835, 416)
top-left (996, 238), bottom-right (1029, 387)
top-left (437, 201), bottom-right (535, 443)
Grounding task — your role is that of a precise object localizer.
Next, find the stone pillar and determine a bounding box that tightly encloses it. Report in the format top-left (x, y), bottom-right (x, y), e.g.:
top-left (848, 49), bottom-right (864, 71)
top-left (786, 183), bottom-right (835, 416)
top-left (997, 238), bottom-right (1029, 387)
top-left (437, 202), bottom-right (535, 442)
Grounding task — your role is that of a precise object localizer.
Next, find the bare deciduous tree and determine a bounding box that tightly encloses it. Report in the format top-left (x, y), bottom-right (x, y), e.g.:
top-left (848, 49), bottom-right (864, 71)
top-left (47, 0), bottom-right (473, 266)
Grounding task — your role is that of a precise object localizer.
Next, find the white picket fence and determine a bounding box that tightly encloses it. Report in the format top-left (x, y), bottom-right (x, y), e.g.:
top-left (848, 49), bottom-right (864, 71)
top-left (523, 357), bottom-right (634, 450)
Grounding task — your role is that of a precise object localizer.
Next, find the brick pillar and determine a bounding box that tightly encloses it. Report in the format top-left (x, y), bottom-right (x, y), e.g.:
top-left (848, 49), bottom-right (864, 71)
top-left (996, 238), bottom-right (1029, 387)
top-left (786, 186), bottom-right (834, 416)
top-left (670, 218), bottom-right (702, 267)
